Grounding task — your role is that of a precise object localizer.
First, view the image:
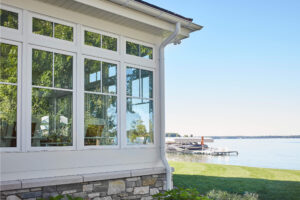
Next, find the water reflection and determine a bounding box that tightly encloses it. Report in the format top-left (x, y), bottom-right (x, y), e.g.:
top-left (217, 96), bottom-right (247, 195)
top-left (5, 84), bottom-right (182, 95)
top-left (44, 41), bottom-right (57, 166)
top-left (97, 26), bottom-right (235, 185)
top-left (167, 152), bottom-right (233, 164)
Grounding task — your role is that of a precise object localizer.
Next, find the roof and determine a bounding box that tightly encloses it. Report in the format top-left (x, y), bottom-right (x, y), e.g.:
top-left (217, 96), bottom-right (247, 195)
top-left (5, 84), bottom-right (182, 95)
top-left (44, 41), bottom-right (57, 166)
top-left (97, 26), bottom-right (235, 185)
top-left (134, 0), bottom-right (193, 22)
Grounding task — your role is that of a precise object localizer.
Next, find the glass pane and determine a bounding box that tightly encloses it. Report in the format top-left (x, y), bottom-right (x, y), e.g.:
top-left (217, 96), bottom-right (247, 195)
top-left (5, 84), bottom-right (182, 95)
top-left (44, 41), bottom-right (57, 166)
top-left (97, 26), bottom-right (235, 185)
top-left (84, 93), bottom-right (117, 146)
top-left (126, 41), bottom-right (139, 56)
top-left (0, 42), bottom-right (18, 83)
top-left (0, 84), bottom-right (17, 147)
top-left (126, 98), bottom-right (153, 145)
top-left (102, 62), bottom-right (117, 94)
top-left (32, 17), bottom-right (53, 37)
top-left (126, 67), bottom-right (139, 97)
top-left (141, 69), bottom-right (153, 98)
top-left (0, 9), bottom-right (18, 29)
top-left (102, 35), bottom-right (117, 51)
top-left (54, 23), bottom-right (73, 41)
top-left (84, 30), bottom-right (101, 48)
top-left (32, 88), bottom-right (72, 147)
top-left (84, 58), bottom-right (101, 92)
top-left (140, 45), bottom-right (153, 59)
top-left (54, 53), bottom-right (73, 89)
top-left (32, 49), bottom-right (53, 87)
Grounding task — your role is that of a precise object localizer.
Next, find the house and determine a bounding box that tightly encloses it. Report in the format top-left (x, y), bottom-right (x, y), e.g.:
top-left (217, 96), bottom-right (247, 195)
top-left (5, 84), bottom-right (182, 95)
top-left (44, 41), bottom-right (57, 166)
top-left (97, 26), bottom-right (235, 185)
top-left (0, 0), bottom-right (202, 199)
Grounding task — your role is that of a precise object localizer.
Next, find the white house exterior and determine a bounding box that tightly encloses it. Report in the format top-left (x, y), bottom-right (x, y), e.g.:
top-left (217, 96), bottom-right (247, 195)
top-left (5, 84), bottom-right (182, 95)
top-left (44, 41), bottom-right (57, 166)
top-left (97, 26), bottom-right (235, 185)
top-left (0, 0), bottom-right (202, 199)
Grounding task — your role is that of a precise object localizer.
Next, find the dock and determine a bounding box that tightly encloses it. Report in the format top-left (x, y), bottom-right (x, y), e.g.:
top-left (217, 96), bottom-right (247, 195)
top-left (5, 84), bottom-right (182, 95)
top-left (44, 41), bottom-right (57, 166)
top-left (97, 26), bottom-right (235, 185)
top-left (192, 150), bottom-right (238, 156)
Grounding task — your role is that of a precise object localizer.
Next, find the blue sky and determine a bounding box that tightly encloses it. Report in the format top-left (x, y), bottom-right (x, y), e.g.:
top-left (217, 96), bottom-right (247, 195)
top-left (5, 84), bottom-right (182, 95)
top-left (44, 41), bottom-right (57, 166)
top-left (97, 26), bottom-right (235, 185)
top-left (146, 0), bottom-right (300, 136)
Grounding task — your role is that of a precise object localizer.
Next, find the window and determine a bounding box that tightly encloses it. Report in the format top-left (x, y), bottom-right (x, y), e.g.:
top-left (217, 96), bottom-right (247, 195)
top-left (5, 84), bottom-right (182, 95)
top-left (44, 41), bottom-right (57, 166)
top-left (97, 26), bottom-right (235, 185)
top-left (126, 41), bottom-right (153, 60)
top-left (31, 48), bottom-right (73, 147)
top-left (0, 8), bottom-right (18, 29)
top-left (32, 17), bottom-right (73, 41)
top-left (84, 30), bottom-right (117, 51)
top-left (126, 66), bottom-right (153, 145)
top-left (1, 6), bottom-right (157, 151)
top-left (84, 58), bottom-right (118, 146)
top-left (0, 42), bottom-right (18, 147)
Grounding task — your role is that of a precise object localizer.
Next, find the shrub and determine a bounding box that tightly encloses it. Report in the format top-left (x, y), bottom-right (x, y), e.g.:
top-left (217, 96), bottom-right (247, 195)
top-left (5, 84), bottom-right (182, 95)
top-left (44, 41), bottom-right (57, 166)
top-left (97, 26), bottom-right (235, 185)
top-left (153, 187), bottom-right (210, 200)
top-left (206, 190), bottom-right (259, 200)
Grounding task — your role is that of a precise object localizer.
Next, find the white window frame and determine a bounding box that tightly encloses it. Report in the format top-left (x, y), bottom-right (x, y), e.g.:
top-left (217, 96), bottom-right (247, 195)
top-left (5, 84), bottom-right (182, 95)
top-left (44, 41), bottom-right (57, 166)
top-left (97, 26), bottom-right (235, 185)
top-left (82, 26), bottom-right (120, 58)
top-left (27, 12), bottom-right (77, 52)
top-left (123, 63), bottom-right (156, 148)
top-left (0, 4), bottom-right (22, 41)
top-left (81, 55), bottom-right (121, 150)
top-left (0, 38), bottom-right (22, 152)
top-left (125, 38), bottom-right (155, 62)
top-left (0, 4), bottom-right (159, 152)
top-left (26, 44), bottom-right (77, 151)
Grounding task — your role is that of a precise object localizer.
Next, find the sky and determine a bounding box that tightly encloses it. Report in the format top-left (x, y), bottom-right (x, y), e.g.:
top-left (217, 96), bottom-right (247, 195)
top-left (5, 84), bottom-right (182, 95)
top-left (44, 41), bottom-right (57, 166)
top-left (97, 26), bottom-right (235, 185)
top-left (145, 0), bottom-right (300, 136)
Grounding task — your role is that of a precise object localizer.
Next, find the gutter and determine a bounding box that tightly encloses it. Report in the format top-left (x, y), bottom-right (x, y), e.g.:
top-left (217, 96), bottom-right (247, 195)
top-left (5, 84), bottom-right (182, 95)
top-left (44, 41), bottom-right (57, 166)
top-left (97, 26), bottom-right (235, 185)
top-left (159, 22), bottom-right (181, 190)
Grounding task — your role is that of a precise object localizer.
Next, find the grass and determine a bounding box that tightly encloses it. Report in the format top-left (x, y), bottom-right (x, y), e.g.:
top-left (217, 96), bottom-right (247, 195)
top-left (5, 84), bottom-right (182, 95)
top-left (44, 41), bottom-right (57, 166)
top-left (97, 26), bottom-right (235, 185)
top-left (169, 161), bottom-right (300, 200)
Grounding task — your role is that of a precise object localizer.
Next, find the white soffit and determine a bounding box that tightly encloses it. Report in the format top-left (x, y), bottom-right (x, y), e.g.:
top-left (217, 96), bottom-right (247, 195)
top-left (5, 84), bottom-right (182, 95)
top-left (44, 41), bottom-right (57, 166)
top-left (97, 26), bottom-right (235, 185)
top-left (37, 0), bottom-right (203, 39)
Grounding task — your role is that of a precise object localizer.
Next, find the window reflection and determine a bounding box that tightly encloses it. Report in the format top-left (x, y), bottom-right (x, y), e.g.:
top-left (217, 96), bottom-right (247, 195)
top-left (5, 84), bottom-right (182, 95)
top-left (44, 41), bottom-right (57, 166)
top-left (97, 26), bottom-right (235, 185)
top-left (0, 85), bottom-right (17, 147)
top-left (0, 42), bottom-right (18, 148)
top-left (140, 45), bottom-right (153, 59)
top-left (126, 67), bottom-right (139, 97)
top-left (84, 58), bottom-right (101, 92)
top-left (84, 94), bottom-right (117, 145)
top-left (126, 41), bottom-right (153, 60)
top-left (126, 98), bottom-right (153, 144)
top-left (84, 30), bottom-right (101, 48)
top-left (141, 69), bottom-right (153, 98)
top-left (102, 62), bottom-right (117, 94)
top-left (32, 49), bottom-right (53, 87)
top-left (31, 88), bottom-right (72, 146)
top-left (0, 42), bottom-right (18, 83)
top-left (32, 17), bottom-right (73, 41)
top-left (0, 9), bottom-right (18, 29)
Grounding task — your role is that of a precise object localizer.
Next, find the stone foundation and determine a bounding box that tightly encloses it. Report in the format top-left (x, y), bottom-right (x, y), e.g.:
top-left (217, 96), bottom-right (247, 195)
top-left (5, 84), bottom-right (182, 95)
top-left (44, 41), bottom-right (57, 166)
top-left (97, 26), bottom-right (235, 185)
top-left (0, 173), bottom-right (166, 200)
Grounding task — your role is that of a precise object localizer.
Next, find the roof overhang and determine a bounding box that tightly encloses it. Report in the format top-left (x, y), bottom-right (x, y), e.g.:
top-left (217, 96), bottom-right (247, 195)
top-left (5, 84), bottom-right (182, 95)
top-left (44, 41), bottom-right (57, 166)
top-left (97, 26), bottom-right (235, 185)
top-left (38, 0), bottom-right (203, 41)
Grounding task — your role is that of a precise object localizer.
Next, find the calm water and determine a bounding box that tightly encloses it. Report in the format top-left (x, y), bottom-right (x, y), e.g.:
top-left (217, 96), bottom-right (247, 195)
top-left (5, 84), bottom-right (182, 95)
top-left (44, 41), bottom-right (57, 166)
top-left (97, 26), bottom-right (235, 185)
top-left (167, 138), bottom-right (300, 170)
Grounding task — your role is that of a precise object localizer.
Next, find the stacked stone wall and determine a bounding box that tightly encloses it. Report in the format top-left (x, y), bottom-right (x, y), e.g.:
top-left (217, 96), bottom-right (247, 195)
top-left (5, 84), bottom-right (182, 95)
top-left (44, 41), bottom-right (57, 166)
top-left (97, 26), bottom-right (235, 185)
top-left (0, 174), bottom-right (166, 200)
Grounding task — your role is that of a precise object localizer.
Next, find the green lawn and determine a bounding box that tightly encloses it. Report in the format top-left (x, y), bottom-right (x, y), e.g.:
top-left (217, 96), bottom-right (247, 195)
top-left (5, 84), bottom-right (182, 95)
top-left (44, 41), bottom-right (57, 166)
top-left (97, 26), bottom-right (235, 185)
top-left (169, 161), bottom-right (300, 200)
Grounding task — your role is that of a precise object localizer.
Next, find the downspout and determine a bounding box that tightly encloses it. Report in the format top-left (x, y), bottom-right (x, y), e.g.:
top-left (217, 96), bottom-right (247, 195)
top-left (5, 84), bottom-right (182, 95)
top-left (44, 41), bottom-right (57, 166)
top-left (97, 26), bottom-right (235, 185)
top-left (159, 22), bottom-right (181, 190)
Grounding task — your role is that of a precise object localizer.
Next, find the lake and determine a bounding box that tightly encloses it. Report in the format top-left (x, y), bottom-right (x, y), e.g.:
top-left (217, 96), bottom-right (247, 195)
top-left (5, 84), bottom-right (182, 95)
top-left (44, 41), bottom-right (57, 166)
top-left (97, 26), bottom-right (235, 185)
top-left (167, 138), bottom-right (300, 170)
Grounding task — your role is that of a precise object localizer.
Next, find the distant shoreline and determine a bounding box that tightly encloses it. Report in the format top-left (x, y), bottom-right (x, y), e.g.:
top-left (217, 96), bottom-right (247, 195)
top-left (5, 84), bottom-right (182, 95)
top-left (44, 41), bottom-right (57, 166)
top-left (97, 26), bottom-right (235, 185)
top-left (211, 135), bottom-right (300, 139)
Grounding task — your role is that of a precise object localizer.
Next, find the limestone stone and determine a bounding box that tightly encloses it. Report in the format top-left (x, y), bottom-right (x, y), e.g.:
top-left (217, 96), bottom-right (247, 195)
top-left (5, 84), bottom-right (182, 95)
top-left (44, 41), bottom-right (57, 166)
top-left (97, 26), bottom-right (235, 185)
top-left (126, 181), bottom-right (135, 188)
top-left (142, 177), bottom-right (157, 186)
top-left (107, 180), bottom-right (125, 195)
top-left (150, 188), bottom-right (159, 195)
top-left (43, 186), bottom-right (57, 193)
top-left (83, 184), bottom-right (93, 192)
top-left (126, 188), bottom-right (133, 193)
top-left (73, 192), bottom-right (87, 198)
top-left (155, 181), bottom-right (163, 187)
top-left (99, 196), bottom-right (112, 200)
top-left (62, 190), bottom-right (77, 194)
top-left (6, 195), bottom-right (21, 200)
top-left (94, 185), bottom-right (108, 193)
top-left (100, 192), bottom-right (107, 197)
top-left (19, 191), bottom-right (42, 199)
top-left (88, 192), bottom-right (100, 198)
top-left (126, 177), bottom-right (140, 182)
top-left (141, 197), bottom-right (153, 200)
top-left (133, 186), bottom-right (149, 195)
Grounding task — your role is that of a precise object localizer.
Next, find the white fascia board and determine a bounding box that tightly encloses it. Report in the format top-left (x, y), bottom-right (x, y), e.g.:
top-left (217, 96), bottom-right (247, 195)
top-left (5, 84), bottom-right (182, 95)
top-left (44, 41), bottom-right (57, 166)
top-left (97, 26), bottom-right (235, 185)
top-left (117, 0), bottom-right (203, 31)
top-left (74, 0), bottom-right (201, 37)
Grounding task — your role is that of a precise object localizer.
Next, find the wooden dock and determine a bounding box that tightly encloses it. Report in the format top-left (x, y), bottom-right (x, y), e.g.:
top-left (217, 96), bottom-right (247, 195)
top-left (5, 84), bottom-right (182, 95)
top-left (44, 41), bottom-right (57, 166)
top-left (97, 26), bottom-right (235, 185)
top-left (192, 150), bottom-right (238, 156)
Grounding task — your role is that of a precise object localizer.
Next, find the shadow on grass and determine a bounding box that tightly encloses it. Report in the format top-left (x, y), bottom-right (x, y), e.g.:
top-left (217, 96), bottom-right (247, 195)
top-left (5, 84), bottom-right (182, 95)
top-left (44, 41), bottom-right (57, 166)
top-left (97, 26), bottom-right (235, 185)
top-left (173, 174), bottom-right (300, 200)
